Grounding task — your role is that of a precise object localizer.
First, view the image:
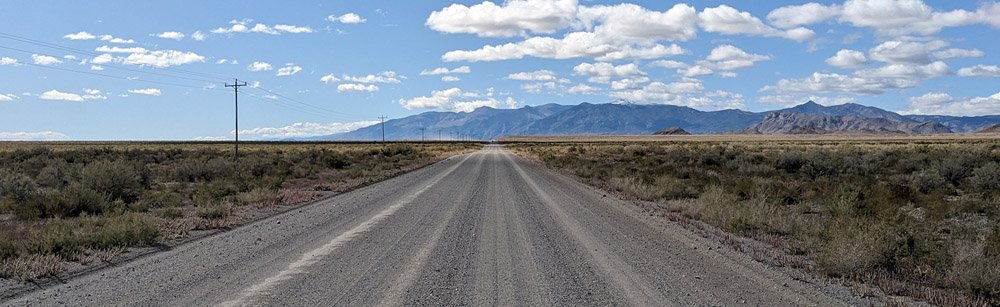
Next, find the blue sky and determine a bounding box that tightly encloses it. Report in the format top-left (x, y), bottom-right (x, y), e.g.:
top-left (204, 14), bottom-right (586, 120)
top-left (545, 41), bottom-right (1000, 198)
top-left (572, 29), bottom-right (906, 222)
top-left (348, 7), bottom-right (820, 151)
top-left (0, 0), bottom-right (998, 140)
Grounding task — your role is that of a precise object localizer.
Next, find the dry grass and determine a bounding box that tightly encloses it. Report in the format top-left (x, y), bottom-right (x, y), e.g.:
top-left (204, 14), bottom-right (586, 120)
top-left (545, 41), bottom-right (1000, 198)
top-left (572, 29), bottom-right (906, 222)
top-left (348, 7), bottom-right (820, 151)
top-left (510, 138), bottom-right (1000, 306)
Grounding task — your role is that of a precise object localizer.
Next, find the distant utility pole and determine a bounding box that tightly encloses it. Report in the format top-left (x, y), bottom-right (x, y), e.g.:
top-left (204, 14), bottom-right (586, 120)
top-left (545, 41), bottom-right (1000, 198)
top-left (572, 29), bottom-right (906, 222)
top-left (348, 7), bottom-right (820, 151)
top-left (419, 127), bottom-right (426, 142)
top-left (438, 129), bottom-right (442, 141)
top-left (378, 115), bottom-right (388, 142)
top-left (225, 79), bottom-right (248, 161)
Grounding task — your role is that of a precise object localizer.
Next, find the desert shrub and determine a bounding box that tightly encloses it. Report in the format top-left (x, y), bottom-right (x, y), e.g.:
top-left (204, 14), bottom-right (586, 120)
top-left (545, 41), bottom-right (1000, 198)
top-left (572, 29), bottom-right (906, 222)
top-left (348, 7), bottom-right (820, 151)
top-left (196, 204), bottom-right (230, 220)
top-left (160, 207), bottom-right (183, 219)
top-left (0, 172), bottom-right (38, 201)
top-left (137, 189), bottom-right (183, 210)
top-left (35, 163), bottom-right (69, 188)
top-left (968, 162), bottom-right (1000, 192)
top-left (775, 152), bottom-right (806, 173)
top-left (171, 158), bottom-right (231, 182)
top-left (911, 170), bottom-right (949, 193)
top-left (54, 183), bottom-right (109, 217)
top-left (80, 161), bottom-right (146, 203)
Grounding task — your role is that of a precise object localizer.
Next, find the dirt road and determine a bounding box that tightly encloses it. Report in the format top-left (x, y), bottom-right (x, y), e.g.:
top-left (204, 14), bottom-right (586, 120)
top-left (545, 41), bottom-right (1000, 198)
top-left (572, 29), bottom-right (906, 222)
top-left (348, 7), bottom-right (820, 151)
top-left (3, 145), bottom-right (863, 306)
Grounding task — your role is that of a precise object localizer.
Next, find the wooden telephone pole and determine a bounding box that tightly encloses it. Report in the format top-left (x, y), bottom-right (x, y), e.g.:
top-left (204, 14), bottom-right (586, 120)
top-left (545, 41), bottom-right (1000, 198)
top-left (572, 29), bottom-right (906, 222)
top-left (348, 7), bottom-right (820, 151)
top-left (225, 79), bottom-right (248, 161)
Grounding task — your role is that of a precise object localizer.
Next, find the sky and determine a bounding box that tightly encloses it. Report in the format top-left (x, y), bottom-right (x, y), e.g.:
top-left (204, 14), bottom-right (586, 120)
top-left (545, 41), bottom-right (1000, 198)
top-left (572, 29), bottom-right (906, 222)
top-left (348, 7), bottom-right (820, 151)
top-left (0, 0), bottom-right (999, 140)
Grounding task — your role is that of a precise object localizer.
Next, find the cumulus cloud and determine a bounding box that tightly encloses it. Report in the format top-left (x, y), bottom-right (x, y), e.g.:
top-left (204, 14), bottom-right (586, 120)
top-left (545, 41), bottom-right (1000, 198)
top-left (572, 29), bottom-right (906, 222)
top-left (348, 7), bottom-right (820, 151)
top-left (0, 93), bottom-right (17, 101)
top-left (649, 60), bottom-right (687, 69)
top-left (248, 61), bottom-right (273, 71)
top-left (762, 72), bottom-right (919, 95)
top-left (567, 83), bottom-right (598, 94)
top-left (337, 83), bottom-right (379, 92)
top-left (39, 90), bottom-right (84, 102)
top-left (698, 5), bottom-right (814, 41)
top-left (399, 88), bottom-right (514, 112)
top-left (427, 0), bottom-right (578, 37)
top-left (521, 82), bottom-right (557, 94)
top-left (99, 34), bottom-right (134, 44)
top-left (902, 92), bottom-right (1000, 115)
top-left (700, 44), bottom-right (769, 70)
top-left (611, 82), bottom-right (744, 110)
top-left (320, 74), bottom-right (340, 84)
top-left (31, 54), bottom-right (62, 66)
top-left (0, 57), bottom-right (18, 66)
top-left (506, 70), bottom-right (557, 81)
top-left (856, 61), bottom-right (950, 79)
top-left (157, 31), bottom-right (185, 40)
top-left (767, 3), bottom-right (841, 29)
top-left (441, 76), bottom-right (460, 82)
top-left (276, 65), bottom-right (303, 76)
top-left (573, 62), bottom-right (645, 83)
top-left (81, 88), bottom-right (107, 100)
top-left (96, 45), bottom-right (148, 54)
top-left (869, 40), bottom-right (949, 64)
top-left (957, 65), bottom-right (1000, 78)
top-left (340, 71), bottom-right (401, 84)
top-left (420, 66), bottom-right (471, 75)
top-left (128, 88), bottom-right (162, 96)
top-left (238, 120), bottom-right (379, 139)
top-left (825, 49), bottom-right (868, 69)
top-left (191, 31), bottom-right (207, 41)
top-left (63, 31), bottom-right (96, 40)
top-left (932, 48), bottom-right (984, 59)
top-left (327, 13), bottom-right (366, 24)
top-left (211, 19), bottom-right (314, 35)
top-left (123, 50), bottom-right (204, 67)
top-left (0, 131), bottom-right (69, 141)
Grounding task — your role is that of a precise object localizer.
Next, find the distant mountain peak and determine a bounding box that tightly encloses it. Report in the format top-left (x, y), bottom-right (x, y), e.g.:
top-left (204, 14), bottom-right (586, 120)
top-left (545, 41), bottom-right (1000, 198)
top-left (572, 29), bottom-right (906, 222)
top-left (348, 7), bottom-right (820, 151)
top-left (610, 98), bottom-right (635, 105)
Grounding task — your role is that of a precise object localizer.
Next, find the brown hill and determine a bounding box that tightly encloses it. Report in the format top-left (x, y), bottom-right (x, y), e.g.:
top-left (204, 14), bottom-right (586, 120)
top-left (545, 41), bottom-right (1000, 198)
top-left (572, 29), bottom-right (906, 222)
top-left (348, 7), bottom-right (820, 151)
top-left (977, 123), bottom-right (1000, 133)
top-left (653, 127), bottom-right (691, 135)
top-left (745, 112), bottom-right (953, 135)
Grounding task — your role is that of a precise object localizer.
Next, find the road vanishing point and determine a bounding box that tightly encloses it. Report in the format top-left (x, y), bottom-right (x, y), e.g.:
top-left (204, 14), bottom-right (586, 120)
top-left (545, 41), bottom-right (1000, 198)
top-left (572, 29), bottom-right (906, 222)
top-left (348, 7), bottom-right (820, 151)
top-left (5, 145), bottom-right (860, 306)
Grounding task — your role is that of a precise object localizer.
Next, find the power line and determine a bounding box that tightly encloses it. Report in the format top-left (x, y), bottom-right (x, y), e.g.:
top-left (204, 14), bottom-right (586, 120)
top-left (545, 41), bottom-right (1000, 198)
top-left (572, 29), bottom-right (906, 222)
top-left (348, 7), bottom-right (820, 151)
top-left (250, 86), bottom-right (362, 118)
top-left (16, 60), bottom-right (228, 92)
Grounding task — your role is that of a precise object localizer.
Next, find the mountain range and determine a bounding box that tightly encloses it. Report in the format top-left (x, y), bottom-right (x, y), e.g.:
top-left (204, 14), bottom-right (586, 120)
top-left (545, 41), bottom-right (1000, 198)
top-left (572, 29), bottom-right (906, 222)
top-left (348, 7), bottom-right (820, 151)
top-left (309, 101), bottom-right (1000, 140)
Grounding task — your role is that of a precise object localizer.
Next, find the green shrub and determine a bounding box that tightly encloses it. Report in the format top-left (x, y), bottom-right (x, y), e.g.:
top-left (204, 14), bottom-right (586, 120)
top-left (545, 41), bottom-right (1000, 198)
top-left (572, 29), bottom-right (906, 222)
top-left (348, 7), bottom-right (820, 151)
top-left (969, 162), bottom-right (1000, 192)
top-left (196, 204), bottom-right (230, 220)
top-left (0, 172), bottom-right (38, 201)
top-left (80, 161), bottom-right (146, 203)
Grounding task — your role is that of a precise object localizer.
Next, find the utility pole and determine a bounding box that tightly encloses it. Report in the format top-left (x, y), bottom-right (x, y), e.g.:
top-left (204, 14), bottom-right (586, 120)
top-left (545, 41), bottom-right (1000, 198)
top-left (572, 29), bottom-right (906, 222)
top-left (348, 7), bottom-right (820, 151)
top-left (419, 127), bottom-right (425, 142)
top-left (438, 129), bottom-right (442, 141)
top-left (225, 79), bottom-right (248, 161)
top-left (377, 115), bottom-right (388, 142)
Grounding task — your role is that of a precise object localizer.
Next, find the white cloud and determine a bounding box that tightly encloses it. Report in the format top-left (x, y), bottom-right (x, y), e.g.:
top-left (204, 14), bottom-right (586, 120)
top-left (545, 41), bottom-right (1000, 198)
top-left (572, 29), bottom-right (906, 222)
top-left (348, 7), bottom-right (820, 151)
top-left (320, 74), bottom-right (340, 84)
top-left (767, 3), bottom-right (840, 29)
top-left (701, 44), bottom-right (769, 70)
top-left (567, 83), bottom-right (598, 94)
top-left (91, 54), bottom-right (114, 65)
top-left (276, 65), bottom-right (303, 76)
top-left (399, 87), bottom-right (512, 112)
top-left (63, 55), bottom-right (77, 61)
top-left (763, 72), bottom-right (919, 95)
top-left (337, 83), bottom-right (379, 92)
top-left (90, 65), bottom-right (104, 71)
top-left (441, 76), bottom-right (460, 82)
top-left (573, 62), bottom-right (645, 83)
top-left (932, 48), bottom-right (984, 59)
top-left (239, 121), bottom-right (379, 139)
top-left (826, 49), bottom-right (868, 69)
top-left (191, 31), bottom-right (207, 41)
top-left (123, 50), bottom-right (204, 67)
top-left (679, 65), bottom-right (713, 77)
top-left (507, 70), bottom-right (557, 81)
top-left (157, 31), bottom-right (185, 40)
top-left (63, 31), bottom-right (96, 40)
top-left (649, 60), bottom-right (687, 69)
top-left (839, 0), bottom-right (998, 36)
top-left (274, 24), bottom-right (314, 33)
top-left (719, 72), bottom-right (738, 78)
top-left (328, 13), bottom-right (366, 24)
top-left (99, 35), bottom-right (134, 44)
top-left (0, 94), bottom-right (16, 101)
top-left (0, 57), bottom-right (17, 65)
top-left (957, 65), bottom-right (1000, 78)
top-left (698, 5), bottom-right (813, 41)
top-left (420, 66), bottom-right (471, 75)
top-left (856, 61), bottom-right (950, 79)
top-left (96, 45), bottom-right (148, 54)
top-left (212, 19), bottom-right (313, 35)
top-left (31, 54), bottom-right (62, 66)
top-left (521, 82), bottom-right (557, 94)
top-left (248, 61), bottom-right (273, 71)
top-left (39, 90), bottom-right (84, 102)
top-left (128, 88), bottom-right (162, 96)
top-left (0, 131), bottom-right (69, 141)
top-left (611, 82), bottom-right (744, 110)
top-left (902, 92), bottom-right (1000, 116)
top-left (341, 71), bottom-right (401, 84)
top-left (869, 40), bottom-right (948, 64)
top-left (82, 88), bottom-right (107, 100)
top-left (595, 44), bottom-right (686, 62)
top-left (427, 0), bottom-right (578, 37)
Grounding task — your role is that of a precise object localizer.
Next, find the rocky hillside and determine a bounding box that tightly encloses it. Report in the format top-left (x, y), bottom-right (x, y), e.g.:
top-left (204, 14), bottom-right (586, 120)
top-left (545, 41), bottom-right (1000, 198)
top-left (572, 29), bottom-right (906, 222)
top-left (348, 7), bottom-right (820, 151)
top-left (746, 113), bottom-right (953, 134)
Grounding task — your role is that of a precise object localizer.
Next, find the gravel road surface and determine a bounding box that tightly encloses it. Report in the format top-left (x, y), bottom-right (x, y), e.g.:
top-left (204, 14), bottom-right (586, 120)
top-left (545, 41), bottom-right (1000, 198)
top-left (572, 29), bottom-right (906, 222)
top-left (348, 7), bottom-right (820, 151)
top-left (3, 145), bottom-right (862, 306)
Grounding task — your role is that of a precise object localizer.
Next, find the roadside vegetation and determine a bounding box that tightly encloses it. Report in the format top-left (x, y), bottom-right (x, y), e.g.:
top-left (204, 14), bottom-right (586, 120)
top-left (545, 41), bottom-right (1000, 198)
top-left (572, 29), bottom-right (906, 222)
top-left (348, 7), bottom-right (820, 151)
top-left (510, 139), bottom-right (1000, 306)
top-left (0, 142), bottom-right (476, 281)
